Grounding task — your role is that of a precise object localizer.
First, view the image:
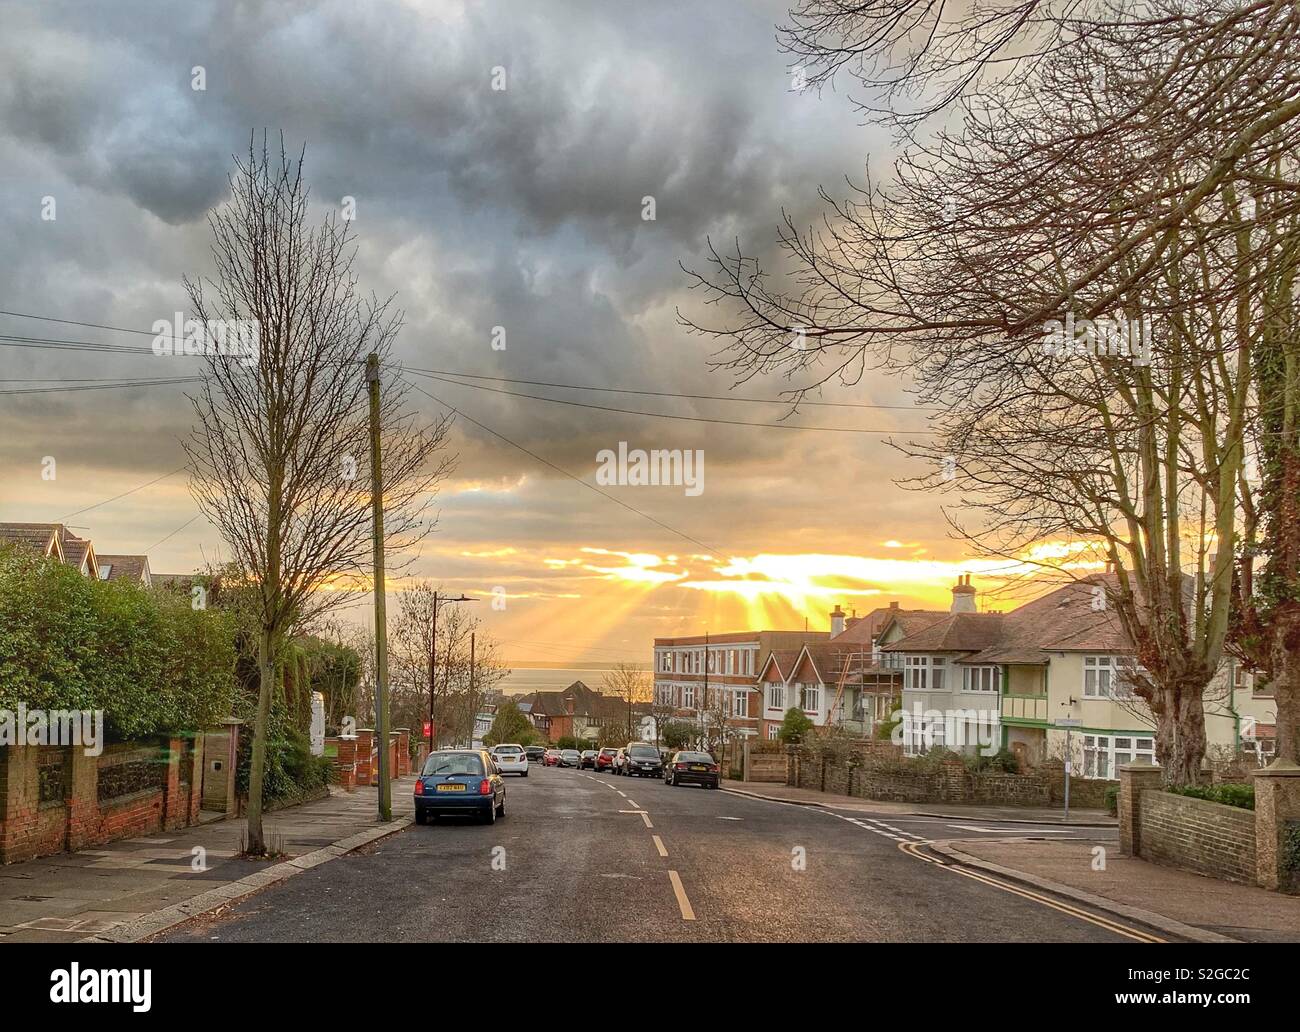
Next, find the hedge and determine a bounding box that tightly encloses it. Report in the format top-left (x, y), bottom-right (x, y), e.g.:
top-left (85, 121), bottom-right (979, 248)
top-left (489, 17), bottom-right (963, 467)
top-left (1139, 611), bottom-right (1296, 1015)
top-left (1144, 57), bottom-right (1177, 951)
top-left (0, 547), bottom-right (236, 739)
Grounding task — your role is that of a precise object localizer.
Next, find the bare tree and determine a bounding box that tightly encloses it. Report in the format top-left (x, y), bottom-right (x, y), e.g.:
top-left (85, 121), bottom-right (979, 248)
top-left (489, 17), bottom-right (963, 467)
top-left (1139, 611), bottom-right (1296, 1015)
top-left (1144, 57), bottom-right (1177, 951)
top-left (185, 136), bottom-right (454, 853)
top-left (601, 662), bottom-right (652, 742)
top-left (682, 9), bottom-right (1300, 782)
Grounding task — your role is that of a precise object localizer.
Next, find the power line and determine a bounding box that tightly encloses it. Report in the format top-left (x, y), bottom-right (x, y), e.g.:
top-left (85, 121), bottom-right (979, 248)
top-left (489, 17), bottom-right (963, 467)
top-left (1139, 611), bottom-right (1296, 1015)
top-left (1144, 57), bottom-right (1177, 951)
top-left (0, 377), bottom-right (200, 395)
top-left (0, 333), bottom-right (161, 356)
top-left (405, 369), bottom-right (934, 435)
top-left (0, 308), bottom-right (160, 337)
top-left (402, 375), bottom-right (723, 558)
top-left (145, 513), bottom-right (201, 552)
top-left (57, 464), bottom-right (189, 522)
top-left (402, 365), bottom-right (939, 412)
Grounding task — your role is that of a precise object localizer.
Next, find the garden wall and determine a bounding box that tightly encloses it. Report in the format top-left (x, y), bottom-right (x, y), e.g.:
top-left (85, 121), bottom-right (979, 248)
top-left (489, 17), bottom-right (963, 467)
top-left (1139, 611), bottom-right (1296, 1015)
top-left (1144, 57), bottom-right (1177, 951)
top-left (0, 738), bottom-right (202, 864)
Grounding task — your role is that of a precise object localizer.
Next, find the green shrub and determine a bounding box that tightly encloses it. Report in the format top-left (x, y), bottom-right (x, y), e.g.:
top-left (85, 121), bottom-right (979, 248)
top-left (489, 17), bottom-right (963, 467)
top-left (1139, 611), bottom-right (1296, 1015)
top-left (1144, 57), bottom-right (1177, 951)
top-left (1169, 782), bottom-right (1255, 810)
top-left (0, 547), bottom-right (235, 738)
top-left (778, 707), bottom-right (814, 745)
top-left (966, 748), bottom-right (1020, 774)
top-left (1104, 785), bottom-right (1119, 816)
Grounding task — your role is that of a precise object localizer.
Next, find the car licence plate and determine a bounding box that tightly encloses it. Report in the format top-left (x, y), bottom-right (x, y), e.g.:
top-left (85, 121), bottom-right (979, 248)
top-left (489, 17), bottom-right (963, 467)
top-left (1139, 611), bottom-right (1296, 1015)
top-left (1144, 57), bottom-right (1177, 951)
top-left (436, 783), bottom-right (466, 792)
top-left (690, 765), bottom-right (707, 771)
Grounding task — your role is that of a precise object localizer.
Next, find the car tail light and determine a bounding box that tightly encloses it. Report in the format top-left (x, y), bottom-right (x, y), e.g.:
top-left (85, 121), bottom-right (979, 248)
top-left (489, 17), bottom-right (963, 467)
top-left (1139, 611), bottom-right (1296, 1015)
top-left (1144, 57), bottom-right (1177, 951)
top-left (708, 764), bottom-right (719, 772)
top-left (675, 762), bottom-right (688, 770)
top-left (478, 779), bottom-right (492, 795)
top-left (415, 779), bottom-right (425, 794)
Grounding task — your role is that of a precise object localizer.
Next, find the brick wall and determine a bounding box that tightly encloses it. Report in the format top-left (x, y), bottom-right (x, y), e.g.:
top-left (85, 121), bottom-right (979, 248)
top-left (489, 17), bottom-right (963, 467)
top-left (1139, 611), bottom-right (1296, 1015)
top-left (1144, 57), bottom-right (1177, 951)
top-left (1135, 788), bottom-right (1257, 884)
top-left (788, 746), bottom-right (1063, 807)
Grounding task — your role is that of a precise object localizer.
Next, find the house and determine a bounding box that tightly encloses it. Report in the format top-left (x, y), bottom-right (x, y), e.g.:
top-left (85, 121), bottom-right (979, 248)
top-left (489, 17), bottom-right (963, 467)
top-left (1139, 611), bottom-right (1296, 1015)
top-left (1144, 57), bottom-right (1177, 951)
top-left (883, 574), bottom-right (1278, 776)
top-left (751, 603), bottom-right (949, 739)
top-left (98, 554), bottom-right (152, 586)
top-left (517, 681), bottom-right (637, 744)
top-left (654, 629), bottom-right (829, 742)
top-left (0, 523), bottom-right (99, 578)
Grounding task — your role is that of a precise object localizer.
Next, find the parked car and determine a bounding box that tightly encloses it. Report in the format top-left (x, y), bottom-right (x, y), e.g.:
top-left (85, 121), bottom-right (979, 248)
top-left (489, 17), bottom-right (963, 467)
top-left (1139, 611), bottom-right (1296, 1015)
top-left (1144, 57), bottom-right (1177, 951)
top-left (580, 749), bottom-right (598, 769)
top-left (543, 748), bottom-right (561, 766)
top-left (664, 750), bottom-right (720, 789)
top-left (414, 749), bottom-right (506, 824)
top-left (525, 745), bottom-right (546, 763)
top-left (595, 746), bottom-right (619, 772)
top-left (621, 742), bottom-right (663, 778)
top-left (559, 748), bottom-right (582, 768)
top-left (612, 747), bottom-right (627, 774)
top-left (489, 743), bottom-right (529, 776)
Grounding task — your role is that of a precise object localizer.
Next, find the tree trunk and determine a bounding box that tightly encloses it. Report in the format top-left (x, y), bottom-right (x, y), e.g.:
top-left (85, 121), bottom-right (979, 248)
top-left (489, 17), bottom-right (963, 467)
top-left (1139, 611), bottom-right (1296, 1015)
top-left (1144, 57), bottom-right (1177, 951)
top-left (1154, 681), bottom-right (1208, 786)
top-left (1269, 605), bottom-right (1300, 763)
top-left (245, 627), bottom-right (276, 855)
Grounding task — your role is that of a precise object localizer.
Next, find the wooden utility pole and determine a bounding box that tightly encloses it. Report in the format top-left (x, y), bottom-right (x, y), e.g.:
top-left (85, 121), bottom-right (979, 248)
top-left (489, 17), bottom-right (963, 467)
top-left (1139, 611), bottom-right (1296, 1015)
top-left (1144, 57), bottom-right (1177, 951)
top-left (366, 353), bottom-right (392, 821)
top-left (428, 590), bottom-right (439, 754)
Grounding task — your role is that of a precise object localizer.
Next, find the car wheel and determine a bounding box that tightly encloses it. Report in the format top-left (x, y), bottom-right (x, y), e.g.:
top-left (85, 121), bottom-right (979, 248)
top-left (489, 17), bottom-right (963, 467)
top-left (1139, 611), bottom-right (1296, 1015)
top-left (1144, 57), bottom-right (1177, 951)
top-left (497, 796), bottom-right (506, 818)
top-left (415, 808), bottom-right (427, 825)
top-left (522, 769), bottom-right (528, 777)
top-left (484, 799), bottom-right (497, 824)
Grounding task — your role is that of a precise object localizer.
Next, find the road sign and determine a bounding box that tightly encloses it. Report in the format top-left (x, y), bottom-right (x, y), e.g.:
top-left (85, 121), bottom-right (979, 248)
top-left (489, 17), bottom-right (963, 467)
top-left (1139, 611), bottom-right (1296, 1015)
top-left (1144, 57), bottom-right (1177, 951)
top-left (1055, 718), bottom-right (1083, 727)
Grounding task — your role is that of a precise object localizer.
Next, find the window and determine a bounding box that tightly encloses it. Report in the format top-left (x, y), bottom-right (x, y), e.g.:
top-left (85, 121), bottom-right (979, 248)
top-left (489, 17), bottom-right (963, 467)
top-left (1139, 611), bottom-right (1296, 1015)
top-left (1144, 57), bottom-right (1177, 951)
top-left (733, 690), bottom-right (748, 719)
top-left (1083, 655), bottom-right (1114, 697)
top-left (903, 712), bottom-right (946, 756)
top-left (1082, 734), bottom-right (1154, 779)
top-left (659, 652), bottom-right (671, 672)
top-left (962, 666), bottom-right (1001, 693)
top-left (904, 655), bottom-right (946, 691)
top-left (767, 723), bottom-right (781, 740)
top-left (800, 683), bottom-right (821, 713)
top-left (682, 684), bottom-right (696, 709)
top-left (766, 683), bottom-right (785, 711)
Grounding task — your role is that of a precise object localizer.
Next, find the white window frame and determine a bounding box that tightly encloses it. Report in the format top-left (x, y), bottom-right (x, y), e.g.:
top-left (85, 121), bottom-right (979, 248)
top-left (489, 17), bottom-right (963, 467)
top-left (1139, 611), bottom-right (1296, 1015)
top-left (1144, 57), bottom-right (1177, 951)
top-left (962, 665), bottom-right (1001, 694)
top-left (1082, 655), bottom-right (1115, 698)
top-left (799, 683), bottom-right (821, 714)
top-left (1082, 733), bottom-right (1154, 779)
top-left (766, 682), bottom-right (785, 711)
top-left (683, 684), bottom-right (696, 710)
top-left (733, 689), bottom-right (748, 719)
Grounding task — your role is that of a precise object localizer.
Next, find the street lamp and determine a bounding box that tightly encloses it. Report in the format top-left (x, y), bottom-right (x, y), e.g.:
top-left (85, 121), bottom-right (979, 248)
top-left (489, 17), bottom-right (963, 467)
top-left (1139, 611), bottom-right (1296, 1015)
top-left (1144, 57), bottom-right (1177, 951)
top-left (428, 591), bottom-right (479, 754)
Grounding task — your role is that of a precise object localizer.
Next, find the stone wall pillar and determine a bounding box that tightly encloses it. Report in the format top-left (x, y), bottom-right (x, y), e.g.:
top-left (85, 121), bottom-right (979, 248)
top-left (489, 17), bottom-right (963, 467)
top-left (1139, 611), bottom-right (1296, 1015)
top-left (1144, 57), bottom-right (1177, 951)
top-left (1118, 761), bottom-right (1164, 856)
top-left (1252, 761), bottom-right (1300, 892)
top-left (395, 729), bottom-right (411, 776)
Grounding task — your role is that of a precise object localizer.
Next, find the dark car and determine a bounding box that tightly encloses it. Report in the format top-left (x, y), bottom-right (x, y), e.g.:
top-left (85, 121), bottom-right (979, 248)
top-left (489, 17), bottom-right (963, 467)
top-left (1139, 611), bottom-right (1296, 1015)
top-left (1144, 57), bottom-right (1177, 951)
top-left (559, 748), bottom-right (582, 768)
top-left (414, 749), bottom-right (506, 824)
top-left (580, 749), bottom-right (598, 769)
top-left (525, 745), bottom-right (546, 763)
top-left (664, 751), bottom-right (720, 789)
top-left (621, 742), bottom-right (663, 778)
top-left (595, 746), bottom-right (619, 772)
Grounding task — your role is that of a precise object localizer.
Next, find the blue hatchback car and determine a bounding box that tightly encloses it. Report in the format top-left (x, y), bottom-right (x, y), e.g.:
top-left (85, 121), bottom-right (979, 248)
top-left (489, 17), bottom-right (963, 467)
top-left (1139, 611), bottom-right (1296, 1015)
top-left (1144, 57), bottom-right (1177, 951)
top-left (414, 750), bottom-right (506, 825)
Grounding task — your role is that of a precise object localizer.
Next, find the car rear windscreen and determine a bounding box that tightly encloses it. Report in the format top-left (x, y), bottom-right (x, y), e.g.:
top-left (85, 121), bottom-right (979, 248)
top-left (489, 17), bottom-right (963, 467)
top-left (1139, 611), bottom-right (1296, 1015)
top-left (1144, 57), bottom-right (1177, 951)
top-left (677, 752), bottom-right (714, 763)
top-left (629, 746), bottom-right (659, 758)
top-left (423, 753), bottom-right (485, 776)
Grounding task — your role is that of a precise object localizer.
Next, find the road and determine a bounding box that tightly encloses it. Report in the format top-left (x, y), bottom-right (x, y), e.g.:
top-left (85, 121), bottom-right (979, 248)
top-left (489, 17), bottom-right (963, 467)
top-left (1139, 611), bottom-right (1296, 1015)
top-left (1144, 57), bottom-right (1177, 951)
top-left (160, 765), bottom-right (1156, 943)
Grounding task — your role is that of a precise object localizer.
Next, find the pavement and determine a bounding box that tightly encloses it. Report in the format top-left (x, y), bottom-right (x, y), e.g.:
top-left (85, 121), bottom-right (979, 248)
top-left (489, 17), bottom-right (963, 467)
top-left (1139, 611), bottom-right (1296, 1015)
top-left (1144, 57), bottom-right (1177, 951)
top-left (723, 780), bottom-right (1115, 825)
top-left (0, 778), bottom-right (414, 943)
top-left (157, 765), bottom-right (1148, 943)
top-left (939, 837), bottom-right (1300, 944)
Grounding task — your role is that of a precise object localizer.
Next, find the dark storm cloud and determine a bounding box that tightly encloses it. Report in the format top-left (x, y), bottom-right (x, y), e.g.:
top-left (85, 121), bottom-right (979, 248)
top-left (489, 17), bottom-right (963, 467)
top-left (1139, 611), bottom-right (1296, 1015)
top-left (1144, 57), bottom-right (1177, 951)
top-left (0, 0), bottom-right (921, 572)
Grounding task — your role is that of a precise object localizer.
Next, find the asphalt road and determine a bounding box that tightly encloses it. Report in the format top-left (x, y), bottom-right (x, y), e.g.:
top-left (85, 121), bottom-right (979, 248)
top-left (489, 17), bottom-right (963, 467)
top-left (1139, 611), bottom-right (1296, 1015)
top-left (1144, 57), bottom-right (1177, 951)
top-left (161, 765), bottom-right (1145, 943)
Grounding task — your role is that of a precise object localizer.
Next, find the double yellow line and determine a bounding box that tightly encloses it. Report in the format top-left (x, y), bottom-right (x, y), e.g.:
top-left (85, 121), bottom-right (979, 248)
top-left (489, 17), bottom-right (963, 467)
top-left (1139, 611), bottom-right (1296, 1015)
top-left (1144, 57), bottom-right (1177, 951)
top-left (898, 841), bottom-right (1165, 943)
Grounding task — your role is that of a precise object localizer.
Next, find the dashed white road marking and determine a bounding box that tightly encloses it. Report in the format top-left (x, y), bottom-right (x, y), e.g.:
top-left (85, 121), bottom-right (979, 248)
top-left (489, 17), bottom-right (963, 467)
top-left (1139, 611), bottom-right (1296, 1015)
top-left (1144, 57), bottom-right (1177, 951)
top-left (640, 812), bottom-right (654, 829)
top-left (652, 835), bottom-right (668, 857)
top-left (627, 799), bottom-right (639, 809)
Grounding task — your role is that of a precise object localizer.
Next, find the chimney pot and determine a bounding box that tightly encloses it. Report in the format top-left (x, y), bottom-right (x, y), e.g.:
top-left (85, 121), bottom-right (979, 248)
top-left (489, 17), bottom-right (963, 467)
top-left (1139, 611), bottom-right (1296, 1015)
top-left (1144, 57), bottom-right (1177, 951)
top-left (830, 604), bottom-right (846, 637)
top-left (950, 575), bottom-right (977, 613)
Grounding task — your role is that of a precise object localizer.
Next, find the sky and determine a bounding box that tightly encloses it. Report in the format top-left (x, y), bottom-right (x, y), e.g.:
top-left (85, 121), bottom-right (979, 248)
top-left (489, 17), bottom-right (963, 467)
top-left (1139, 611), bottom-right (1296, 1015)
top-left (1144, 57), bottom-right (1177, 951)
top-left (0, 0), bottom-right (1037, 665)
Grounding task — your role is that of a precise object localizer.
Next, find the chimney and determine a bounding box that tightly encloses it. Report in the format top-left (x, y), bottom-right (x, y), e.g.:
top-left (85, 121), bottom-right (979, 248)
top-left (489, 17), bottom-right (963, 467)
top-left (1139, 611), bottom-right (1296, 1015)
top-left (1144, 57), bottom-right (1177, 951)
top-left (950, 574), bottom-right (977, 614)
top-left (830, 604), bottom-right (846, 637)
top-left (890, 601), bottom-right (899, 609)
